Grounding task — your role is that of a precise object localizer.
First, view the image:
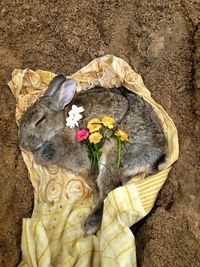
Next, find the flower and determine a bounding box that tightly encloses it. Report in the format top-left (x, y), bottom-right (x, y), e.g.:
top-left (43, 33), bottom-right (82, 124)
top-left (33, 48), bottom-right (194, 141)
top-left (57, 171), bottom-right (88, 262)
top-left (102, 116), bottom-right (116, 129)
top-left (114, 129), bottom-right (129, 142)
top-left (66, 116), bottom-right (78, 128)
top-left (66, 105), bottom-right (84, 128)
top-left (68, 105), bottom-right (84, 117)
top-left (87, 118), bottom-right (102, 133)
top-left (89, 132), bottom-right (103, 144)
top-left (75, 129), bottom-right (89, 142)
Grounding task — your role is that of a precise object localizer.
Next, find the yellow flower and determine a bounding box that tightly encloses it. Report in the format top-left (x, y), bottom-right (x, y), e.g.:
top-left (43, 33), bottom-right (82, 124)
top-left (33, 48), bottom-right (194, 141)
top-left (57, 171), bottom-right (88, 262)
top-left (89, 132), bottom-right (103, 144)
top-left (114, 129), bottom-right (129, 142)
top-left (87, 118), bottom-right (102, 133)
top-left (102, 116), bottom-right (116, 129)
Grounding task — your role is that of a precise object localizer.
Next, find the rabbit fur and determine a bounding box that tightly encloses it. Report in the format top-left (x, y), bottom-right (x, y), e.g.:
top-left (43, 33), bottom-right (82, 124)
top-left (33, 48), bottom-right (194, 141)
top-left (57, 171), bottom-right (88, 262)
top-left (19, 75), bottom-right (166, 235)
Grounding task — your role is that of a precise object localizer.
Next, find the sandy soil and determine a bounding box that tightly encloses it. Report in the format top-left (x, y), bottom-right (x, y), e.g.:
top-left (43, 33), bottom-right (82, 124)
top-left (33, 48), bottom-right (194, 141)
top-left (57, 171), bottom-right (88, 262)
top-left (0, 0), bottom-right (199, 266)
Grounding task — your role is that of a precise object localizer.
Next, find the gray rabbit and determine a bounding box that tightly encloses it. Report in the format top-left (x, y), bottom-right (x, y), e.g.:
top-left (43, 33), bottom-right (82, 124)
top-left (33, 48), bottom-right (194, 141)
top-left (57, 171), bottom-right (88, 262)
top-left (19, 75), bottom-right (166, 235)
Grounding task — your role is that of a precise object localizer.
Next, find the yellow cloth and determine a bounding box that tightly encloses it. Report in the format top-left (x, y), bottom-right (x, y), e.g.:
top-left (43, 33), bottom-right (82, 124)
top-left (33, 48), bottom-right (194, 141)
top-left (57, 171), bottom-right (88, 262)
top-left (8, 55), bottom-right (179, 267)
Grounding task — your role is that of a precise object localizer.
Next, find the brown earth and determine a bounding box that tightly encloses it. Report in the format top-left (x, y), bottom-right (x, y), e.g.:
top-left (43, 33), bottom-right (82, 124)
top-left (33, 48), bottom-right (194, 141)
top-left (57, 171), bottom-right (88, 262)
top-left (0, 0), bottom-right (200, 266)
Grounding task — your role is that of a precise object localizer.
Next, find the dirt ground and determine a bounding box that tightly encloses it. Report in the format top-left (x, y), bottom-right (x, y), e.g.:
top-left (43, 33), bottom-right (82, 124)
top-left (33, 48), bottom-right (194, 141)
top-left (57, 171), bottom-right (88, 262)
top-left (0, 0), bottom-right (200, 266)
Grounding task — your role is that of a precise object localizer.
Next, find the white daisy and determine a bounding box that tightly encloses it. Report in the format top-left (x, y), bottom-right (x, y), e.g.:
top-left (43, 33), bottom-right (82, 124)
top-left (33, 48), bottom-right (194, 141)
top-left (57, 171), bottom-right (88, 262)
top-left (66, 105), bottom-right (84, 128)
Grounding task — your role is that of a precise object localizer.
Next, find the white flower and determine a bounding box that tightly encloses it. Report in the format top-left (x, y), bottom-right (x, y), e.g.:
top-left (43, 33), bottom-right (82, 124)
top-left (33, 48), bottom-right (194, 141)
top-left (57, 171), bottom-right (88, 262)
top-left (66, 117), bottom-right (78, 128)
top-left (66, 105), bottom-right (84, 128)
top-left (70, 105), bottom-right (84, 114)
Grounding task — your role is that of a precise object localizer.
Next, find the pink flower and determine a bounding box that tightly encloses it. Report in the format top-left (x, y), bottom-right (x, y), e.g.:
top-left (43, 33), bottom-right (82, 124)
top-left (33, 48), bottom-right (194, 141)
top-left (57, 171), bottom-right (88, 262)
top-left (75, 129), bottom-right (89, 142)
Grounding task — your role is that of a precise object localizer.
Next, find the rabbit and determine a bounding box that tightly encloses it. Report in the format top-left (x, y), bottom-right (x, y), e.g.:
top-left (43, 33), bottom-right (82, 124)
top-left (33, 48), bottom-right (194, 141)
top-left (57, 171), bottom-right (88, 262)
top-left (19, 74), bottom-right (167, 235)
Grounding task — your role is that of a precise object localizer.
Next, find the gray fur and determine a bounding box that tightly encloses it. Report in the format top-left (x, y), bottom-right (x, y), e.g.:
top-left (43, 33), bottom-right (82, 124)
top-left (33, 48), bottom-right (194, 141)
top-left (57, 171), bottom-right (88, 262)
top-left (19, 75), bottom-right (166, 235)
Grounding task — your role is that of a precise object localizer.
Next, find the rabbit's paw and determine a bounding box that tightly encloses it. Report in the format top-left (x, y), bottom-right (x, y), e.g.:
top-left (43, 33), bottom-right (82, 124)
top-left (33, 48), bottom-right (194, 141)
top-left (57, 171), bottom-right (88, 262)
top-left (83, 212), bottom-right (101, 236)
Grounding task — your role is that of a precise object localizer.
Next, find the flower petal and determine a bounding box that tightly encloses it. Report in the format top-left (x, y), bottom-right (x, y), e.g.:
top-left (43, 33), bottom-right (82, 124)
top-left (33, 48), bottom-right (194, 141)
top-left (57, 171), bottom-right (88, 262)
top-left (78, 106), bottom-right (84, 113)
top-left (114, 129), bottom-right (129, 142)
top-left (102, 116), bottom-right (116, 129)
top-left (89, 132), bottom-right (103, 144)
top-left (72, 105), bottom-right (78, 111)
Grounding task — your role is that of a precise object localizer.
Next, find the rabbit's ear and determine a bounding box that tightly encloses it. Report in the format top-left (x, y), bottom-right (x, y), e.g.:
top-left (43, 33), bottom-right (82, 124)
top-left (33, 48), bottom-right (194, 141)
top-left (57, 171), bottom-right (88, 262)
top-left (44, 74), bottom-right (66, 96)
top-left (56, 79), bottom-right (76, 110)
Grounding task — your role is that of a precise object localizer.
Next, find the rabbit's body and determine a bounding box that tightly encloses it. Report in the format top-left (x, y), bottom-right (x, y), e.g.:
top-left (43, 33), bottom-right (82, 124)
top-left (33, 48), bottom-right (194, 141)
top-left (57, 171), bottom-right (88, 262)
top-left (19, 75), bottom-right (166, 235)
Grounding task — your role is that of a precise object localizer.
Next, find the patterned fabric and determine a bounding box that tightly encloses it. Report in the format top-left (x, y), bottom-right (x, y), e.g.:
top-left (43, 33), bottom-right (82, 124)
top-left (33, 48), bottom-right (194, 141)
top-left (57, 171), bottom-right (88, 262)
top-left (8, 55), bottom-right (179, 267)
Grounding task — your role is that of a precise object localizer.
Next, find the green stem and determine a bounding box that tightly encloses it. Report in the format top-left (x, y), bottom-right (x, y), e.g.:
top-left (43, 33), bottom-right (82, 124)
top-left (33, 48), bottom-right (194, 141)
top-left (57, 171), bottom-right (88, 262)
top-left (117, 138), bottom-right (121, 168)
top-left (94, 144), bottom-right (100, 173)
top-left (100, 126), bottom-right (106, 136)
top-left (84, 140), bottom-right (96, 166)
top-left (85, 140), bottom-right (93, 153)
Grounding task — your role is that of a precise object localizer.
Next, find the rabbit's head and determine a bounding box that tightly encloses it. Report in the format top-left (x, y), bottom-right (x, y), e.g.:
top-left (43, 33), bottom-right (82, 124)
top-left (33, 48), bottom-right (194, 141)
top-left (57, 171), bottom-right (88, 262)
top-left (19, 75), bottom-right (76, 164)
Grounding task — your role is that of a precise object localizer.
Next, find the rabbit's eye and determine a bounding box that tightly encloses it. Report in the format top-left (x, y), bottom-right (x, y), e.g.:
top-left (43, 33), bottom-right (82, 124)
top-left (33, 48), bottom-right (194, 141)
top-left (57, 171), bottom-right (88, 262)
top-left (35, 114), bottom-right (47, 127)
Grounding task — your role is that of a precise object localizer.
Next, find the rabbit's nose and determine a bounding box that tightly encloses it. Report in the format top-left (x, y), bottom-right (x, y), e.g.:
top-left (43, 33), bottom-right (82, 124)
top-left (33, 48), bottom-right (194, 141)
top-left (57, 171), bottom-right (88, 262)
top-left (20, 134), bottom-right (42, 151)
top-left (19, 139), bottom-right (29, 149)
top-left (19, 136), bottom-right (31, 149)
